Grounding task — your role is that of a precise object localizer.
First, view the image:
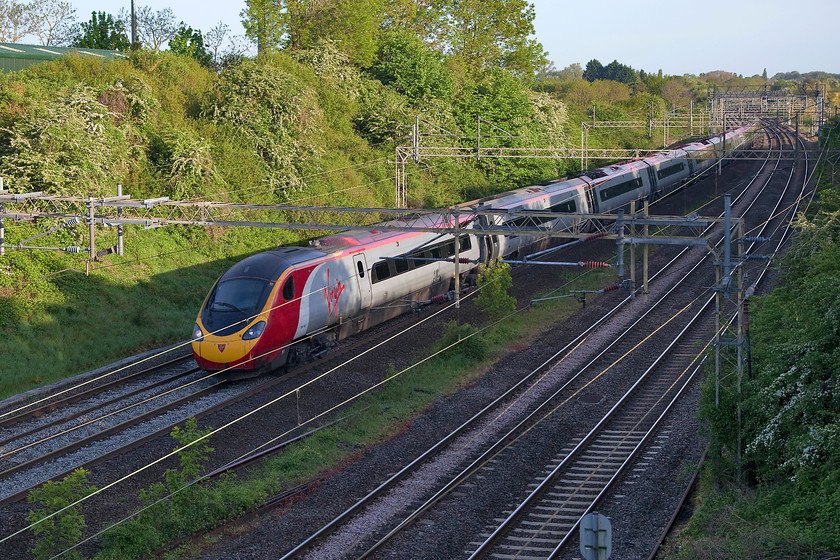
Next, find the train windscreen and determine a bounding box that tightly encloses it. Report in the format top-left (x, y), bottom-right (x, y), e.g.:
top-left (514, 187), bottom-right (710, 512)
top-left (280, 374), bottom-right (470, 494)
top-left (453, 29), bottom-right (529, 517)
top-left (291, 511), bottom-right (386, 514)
top-left (202, 278), bottom-right (271, 335)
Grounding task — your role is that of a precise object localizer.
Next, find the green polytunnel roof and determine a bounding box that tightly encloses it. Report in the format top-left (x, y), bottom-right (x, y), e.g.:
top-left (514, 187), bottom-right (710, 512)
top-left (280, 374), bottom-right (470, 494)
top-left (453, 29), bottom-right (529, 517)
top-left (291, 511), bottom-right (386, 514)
top-left (0, 42), bottom-right (128, 73)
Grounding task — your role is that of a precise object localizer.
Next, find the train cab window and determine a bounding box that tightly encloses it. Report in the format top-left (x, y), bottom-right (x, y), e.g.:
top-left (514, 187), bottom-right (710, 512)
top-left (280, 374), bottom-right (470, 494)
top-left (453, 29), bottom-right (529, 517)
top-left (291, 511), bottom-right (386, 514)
top-left (459, 235), bottom-right (472, 252)
top-left (357, 260), bottom-right (365, 278)
top-left (282, 276), bottom-right (294, 301)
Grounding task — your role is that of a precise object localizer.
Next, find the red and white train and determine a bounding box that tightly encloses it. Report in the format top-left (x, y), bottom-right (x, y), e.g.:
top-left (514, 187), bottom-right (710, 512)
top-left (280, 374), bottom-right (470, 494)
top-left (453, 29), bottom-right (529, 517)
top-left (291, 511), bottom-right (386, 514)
top-left (191, 124), bottom-right (755, 373)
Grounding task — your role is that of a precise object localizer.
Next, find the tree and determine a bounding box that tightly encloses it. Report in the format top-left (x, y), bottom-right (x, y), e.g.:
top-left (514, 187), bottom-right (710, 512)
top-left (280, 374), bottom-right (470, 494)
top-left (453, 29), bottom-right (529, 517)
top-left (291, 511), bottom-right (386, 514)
top-left (371, 32), bottom-right (454, 100)
top-left (73, 11), bottom-right (130, 51)
top-left (582, 59), bottom-right (603, 82)
top-left (169, 23), bottom-right (211, 67)
top-left (241, 0), bottom-right (285, 53)
top-left (131, 6), bottom-right (178, 51)
top-left (603, 59), bottom-right (636, 84)
top-left (31, 0), bottom-right (76, 46)
top-left (0, 0), bottom-right (36, 43)
top-left (282, 0), bottom-right (385, 67)
top-left (583, 59), bottom-right (636, 84)
top-left (660, 78), bottom-right (692, 108)
top-left (382, 0), bottom-right (448, 50)
top-left (447, 0), bottom-right (544, 77)
top-left (474, 259), bottom-right (516, 321)
top-left (556, 63), bottom-right (583, 80)
top-left (204, 21), bottom-right (229, 70)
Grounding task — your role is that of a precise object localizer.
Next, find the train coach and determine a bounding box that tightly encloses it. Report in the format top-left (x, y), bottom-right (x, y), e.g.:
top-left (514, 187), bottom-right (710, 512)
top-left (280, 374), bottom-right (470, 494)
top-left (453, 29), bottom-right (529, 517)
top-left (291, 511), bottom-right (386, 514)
top-left (191, 123), bottom-right (756, 374)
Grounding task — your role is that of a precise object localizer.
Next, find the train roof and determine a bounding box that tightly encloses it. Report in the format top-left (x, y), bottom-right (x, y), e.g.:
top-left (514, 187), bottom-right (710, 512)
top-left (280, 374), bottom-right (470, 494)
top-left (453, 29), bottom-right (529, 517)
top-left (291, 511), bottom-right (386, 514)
top-left (314, 211), bottom-right (467, 253)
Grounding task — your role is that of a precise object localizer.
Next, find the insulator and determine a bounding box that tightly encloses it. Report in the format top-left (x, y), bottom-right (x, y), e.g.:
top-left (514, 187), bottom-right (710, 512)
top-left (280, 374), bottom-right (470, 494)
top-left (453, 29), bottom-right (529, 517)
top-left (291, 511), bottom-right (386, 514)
top-left (429, 294), bottom-right (447, 304)
top-left (579, 261), bottom-right (609, 268)
top-left (583, 231), bottom-right (609, 242)
top-left (64, 246), bottom-right (82, 253)
top-left (600, 283), bottom-right (621, 293)
top-left (450, 258), bottom-right (472, 264)
top-left (64, 217), bottom-right (80, 227)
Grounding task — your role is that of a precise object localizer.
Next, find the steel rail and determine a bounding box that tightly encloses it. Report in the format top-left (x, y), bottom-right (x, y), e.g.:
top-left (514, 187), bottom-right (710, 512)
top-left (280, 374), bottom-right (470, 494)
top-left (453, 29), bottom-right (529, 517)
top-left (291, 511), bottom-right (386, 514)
top-left (0, 353), bottom-right (192, 425)
top-left (0, 366), bottom-right (199, 452)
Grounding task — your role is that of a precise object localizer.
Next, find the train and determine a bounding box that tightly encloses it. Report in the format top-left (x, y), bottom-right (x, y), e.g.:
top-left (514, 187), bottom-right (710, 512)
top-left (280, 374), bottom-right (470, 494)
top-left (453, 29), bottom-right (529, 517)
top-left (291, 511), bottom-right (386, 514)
top-left (191, 123), bottom-right (756, 374)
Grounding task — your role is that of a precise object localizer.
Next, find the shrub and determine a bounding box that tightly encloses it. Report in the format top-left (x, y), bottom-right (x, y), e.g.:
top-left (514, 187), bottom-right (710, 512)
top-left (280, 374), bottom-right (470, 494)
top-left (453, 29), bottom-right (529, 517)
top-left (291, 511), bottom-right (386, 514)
top-left (26, 469), bottom-right (98, 560)
top-left (0, 86), bottom-right (134, 196)
top-left (474, 259), bottom-right (517, 322)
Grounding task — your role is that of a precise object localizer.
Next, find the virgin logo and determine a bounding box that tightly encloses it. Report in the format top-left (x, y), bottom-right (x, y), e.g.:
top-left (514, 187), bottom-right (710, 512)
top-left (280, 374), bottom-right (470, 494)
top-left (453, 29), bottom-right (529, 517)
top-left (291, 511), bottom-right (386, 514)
top-left (324, 269), bottom-right (345, 318)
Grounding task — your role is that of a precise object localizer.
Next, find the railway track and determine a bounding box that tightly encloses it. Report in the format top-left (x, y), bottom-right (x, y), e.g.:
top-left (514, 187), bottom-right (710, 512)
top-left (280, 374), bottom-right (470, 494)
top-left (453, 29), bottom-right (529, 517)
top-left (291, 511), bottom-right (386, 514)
top-left (0, 124), bottom-right (811, 559)
top-left (273, 124), bottom-right (810, 560)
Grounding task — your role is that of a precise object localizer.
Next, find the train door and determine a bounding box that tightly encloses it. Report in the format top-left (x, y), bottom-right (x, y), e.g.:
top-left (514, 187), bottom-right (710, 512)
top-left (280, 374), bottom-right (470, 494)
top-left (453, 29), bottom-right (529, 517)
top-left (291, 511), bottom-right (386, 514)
top-left (353, 253), bottom-right (372, 310)
top-left (477, 216), bottom-right (501, 264)
top-left (646, 164), bottom-right (659, 198)
top-left (585, 183), bottom-right (600, 213)
top-left (484, 235), bottom-right (498, 261)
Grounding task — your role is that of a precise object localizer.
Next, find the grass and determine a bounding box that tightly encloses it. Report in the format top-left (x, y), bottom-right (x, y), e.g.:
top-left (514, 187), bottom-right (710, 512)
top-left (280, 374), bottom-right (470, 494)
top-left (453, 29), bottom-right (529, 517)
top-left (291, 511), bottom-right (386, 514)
top-left (0, 222), bottom-right (293, 399)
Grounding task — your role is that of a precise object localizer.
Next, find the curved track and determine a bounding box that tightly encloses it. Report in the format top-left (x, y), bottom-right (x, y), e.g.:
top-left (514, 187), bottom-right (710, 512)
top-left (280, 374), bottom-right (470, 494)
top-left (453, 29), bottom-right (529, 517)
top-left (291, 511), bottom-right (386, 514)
top-left (275, 124), bottom-right (810, 560)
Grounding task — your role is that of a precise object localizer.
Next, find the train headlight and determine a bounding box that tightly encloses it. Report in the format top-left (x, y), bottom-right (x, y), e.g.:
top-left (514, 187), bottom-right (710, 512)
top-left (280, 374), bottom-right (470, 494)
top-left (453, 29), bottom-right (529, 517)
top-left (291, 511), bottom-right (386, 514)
top-left (242, 320), bottom-right (266, 340)
top-left (192, 323), bottom-right (204, 342)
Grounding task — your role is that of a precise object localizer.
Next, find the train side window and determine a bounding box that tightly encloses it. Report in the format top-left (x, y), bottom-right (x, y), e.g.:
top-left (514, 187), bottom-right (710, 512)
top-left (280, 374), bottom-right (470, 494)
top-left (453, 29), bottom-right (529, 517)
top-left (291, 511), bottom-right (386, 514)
top-left (549, 200), bottom-right (576, 213)
top-left (657, 162), bottom-right (685, 180)
top-left (395, 258), bottom-right (409, 274)
top-left (430, 247), bottom-right (441, 259)
top-left (372, 261), bottom-right (391, 283)
top-left (282, 276), bottom-right (294, 301)
top-left (459, 235), bottom-right (472, 251)
top-left (599, 177), bottom-right (643, 202)
top-left (357, 260), bottom-right (365, 278)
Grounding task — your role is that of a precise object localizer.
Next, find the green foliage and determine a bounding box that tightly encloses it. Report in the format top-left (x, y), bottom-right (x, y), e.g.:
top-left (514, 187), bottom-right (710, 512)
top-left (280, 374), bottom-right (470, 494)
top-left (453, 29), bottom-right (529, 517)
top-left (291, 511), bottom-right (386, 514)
top-left (583, 59), bottom-right (637, 85)
top-left (292, 38), bottom-right (364, 99)
top-left (354, 80), bottom-right (410, 144)
top-left (454, 67), bottom-right (568, 184)
top-left (744, 211), bottom-right (840, 483)
top-left (26, 468), bottom-right (98, 560)
top-left (447, 0), bottom-right (544, 77)
top-left (204, 55), bottom-right (324, 189)
top-left (151, 128), bottom-right (221, 199)
top-left (169, 24), bottom-right (212, 68)
top-left (290, 0), bottom-right (384, 67)
top-left (164, 416), bottom-right (214, 490)
top-left (371, 32), bottom-right (454, 101)
top-left (437, 321), bottom-right (488, 361)
top-left (474, 259), bottom-right (517, 321)
top-left (73, 11), bottom-right (130, 51)
top-left (685, 119), bottom-right (840, 556)
top-left (0, 85), bottom-right (134, 196)
top-left (241, 0), bottom-right (285, 53)
top-left (100, 418), bottom-right (215, 559)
